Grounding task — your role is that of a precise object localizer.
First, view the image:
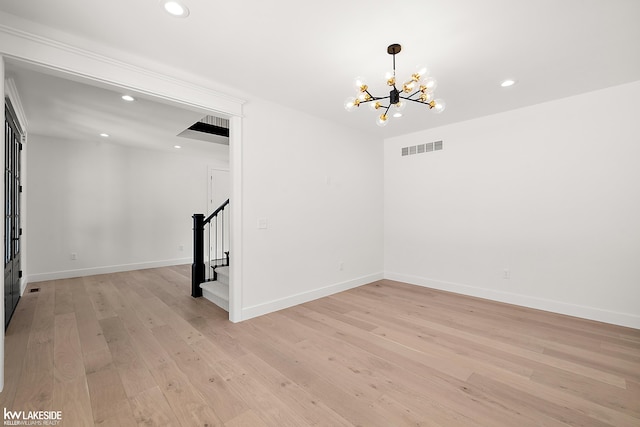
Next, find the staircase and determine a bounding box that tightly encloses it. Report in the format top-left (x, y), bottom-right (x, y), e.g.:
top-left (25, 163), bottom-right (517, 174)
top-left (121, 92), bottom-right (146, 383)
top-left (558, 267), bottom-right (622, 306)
top-left (200, 265), bottom-right (229, 311)
top-left (191, 199), bottom-right (230, 312)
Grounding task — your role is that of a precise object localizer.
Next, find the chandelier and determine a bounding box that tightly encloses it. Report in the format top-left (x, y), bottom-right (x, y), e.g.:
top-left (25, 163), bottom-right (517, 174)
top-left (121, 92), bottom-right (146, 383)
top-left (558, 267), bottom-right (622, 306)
top-left (344, 44), bottom-right (445, 127)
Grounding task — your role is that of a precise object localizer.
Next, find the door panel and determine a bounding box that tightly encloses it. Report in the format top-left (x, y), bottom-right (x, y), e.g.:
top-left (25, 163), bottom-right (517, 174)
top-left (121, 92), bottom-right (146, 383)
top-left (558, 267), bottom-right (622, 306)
top-left (5, 102), bottom-right (22, 329)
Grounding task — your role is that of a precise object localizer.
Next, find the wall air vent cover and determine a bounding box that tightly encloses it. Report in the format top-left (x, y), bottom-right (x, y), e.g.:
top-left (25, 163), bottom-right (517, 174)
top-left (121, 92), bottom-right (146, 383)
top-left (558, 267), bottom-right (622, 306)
top-left (401, 140), bottom-right (443, 156)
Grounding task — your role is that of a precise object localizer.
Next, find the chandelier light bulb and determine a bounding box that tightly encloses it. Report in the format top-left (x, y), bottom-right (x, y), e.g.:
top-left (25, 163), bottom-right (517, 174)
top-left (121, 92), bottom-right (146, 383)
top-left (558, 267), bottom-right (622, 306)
top-left (354, 76), bottom-right (367, 92)
top-left (419, 92), bottom-right (434, 103)
top-left (344, 97), bottom-right (357, 112)
top-left (423, 77), bottom-right (437, 92)
top-left (385, 71), bottom-right (396, 86)
top-left (395, 100), bottom-right (407, 112)
top-left (414, 65), bottom-right (428, 79)
top-left (402, 81), bottom-right (416, 93)
top-left (376, 114), bottom-right (389, 127)
top-left (358, 92), bottom-right (372, 102)
top-left (369, 101), bottom-right (382, 111)
top-left (432, 99), bottom-right (446, 113)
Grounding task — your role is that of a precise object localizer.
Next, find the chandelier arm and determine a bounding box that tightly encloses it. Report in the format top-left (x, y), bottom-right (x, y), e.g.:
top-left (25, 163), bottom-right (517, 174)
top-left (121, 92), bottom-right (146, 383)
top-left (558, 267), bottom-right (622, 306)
top-left (366, 95), bottom-right (391, 102)
top-left (402, 90), bottom-right (423, 99)
top-left (358, 97), bottom-right (391, 107)
top-left (402, 98), bottom-right (431, 105)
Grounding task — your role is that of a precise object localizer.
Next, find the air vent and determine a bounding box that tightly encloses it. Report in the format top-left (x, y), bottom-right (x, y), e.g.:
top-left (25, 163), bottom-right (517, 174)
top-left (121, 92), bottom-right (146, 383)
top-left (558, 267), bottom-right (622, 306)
top-left (401, 140), bottom-right (443, 157)
top-left (177, 115), bottom-right (229, 145)
top-left (188, 115), bottom-right (229, 137)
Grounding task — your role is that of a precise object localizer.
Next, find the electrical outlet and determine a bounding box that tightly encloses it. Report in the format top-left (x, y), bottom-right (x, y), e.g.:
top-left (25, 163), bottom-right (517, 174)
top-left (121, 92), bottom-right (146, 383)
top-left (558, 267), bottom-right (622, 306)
top-left (71, 252), bottom-right (78, 261)
top-left (178, 244), bottom-right (184, 252)
top-left (339, 262), bottom-right (344, 271)
top-left (503, 268), bottom-right (510, 279)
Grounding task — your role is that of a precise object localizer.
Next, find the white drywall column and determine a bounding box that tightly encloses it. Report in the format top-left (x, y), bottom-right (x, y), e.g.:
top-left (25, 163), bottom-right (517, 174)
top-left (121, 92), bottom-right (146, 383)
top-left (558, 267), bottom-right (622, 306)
top-left (229, 115), bottom-right (243, 322)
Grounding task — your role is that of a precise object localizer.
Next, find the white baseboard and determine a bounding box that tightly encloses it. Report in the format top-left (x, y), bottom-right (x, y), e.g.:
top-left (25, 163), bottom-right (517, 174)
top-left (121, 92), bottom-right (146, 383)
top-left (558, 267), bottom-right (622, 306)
top-left (384, 271), bottom-right (640, 330)
top-left (240, 272), bottom-right (384, 321)
top-left (19, 277), bottom-right (28, 297)
top-left (27, 258), bottom-right (192, 283)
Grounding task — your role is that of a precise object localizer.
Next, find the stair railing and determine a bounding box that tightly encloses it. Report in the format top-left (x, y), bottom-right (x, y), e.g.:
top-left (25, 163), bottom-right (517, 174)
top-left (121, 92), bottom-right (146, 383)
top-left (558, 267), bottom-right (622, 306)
top-left (192, 199), bottom-right (229, 297)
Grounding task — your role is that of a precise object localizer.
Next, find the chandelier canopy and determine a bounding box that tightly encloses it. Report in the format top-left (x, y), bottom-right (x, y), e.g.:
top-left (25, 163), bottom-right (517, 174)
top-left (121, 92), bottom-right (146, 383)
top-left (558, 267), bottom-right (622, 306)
top-left (344, 44), bottom-right (445, 127)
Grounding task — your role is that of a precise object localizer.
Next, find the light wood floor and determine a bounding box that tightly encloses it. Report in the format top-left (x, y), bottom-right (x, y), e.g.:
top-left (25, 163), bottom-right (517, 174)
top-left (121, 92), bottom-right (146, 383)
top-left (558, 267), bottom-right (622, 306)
top-left (1, 266), bottom-right (639, 426)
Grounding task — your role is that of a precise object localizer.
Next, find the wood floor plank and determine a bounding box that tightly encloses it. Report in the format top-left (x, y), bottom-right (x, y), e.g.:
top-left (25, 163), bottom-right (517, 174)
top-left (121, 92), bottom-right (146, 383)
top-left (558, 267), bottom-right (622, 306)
top-left (232, 351), bottom-right (354, 427)
top-left (128, 386), bottom-right (181, 427)
top-left (99, 316), bottom-right (157, 398)
top-left (395, 312), bottom-right (628, 388)
top-left (52, 376), bottom-right (94, 427)
top-left (84, 275), bottom-right (118, 320)
top-left (151, 324), bottom-right (249, 422)
top-left (12, 283), bottom-right (55, 412)
top-left (212, 356), bottom-right (313, 427)
top-left (86, 365), bottom-right (137, 425)
top-left (467, 373), bottom-right (619, 427)
top-left (144, 358), bottom-right (223, 427)
top-left (0, 289), bottom-right (39, 409)
top-left (54, 313), bottom-right (85, 383)
top-left (3, 266), bottom-right (639, 427)
top-left (54, 279), bottom-right (75, 316)
top-left (224, 409), bottom-right (270, 427)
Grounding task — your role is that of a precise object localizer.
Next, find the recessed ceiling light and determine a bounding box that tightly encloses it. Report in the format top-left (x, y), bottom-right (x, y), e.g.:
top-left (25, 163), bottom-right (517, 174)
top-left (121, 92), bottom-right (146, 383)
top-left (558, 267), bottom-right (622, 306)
top-left (162, 1), bottom-right (190, 17)
top-left (121, 95), bottom-right (135, 102)
top-left (174, 145), bottom-right (182, 149)
top-left (500, 79), bottom-right (516, 87)
top-left (100, 133), bottom-right (109, 138)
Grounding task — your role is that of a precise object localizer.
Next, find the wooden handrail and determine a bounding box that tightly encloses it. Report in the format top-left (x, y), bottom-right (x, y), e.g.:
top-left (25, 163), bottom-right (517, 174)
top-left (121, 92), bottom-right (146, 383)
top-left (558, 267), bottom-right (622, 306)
top-left (204, 199), bottom-right (229, 225)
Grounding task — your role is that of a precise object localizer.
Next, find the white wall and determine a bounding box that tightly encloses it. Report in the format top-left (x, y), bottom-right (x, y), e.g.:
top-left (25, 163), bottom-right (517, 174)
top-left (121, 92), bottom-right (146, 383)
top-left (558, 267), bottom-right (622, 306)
top-left (239, 99), bottom-right (384, 319)
top-left (384, 81), bottom-right (640, 328)
top-left (26, 135), bottom-right (228, 281)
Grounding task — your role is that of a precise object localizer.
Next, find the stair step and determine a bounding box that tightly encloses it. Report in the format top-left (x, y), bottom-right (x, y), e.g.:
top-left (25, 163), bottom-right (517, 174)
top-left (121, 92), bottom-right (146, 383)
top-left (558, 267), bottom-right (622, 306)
top-left (214, 266), bottom-right (229, 286)
top-left (200, 281), bottom-right (229, 312)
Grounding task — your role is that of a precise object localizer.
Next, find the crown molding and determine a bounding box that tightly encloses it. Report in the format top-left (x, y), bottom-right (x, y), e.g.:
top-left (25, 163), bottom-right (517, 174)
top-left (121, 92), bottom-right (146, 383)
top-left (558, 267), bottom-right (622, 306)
top-left (0, 22), bottom-right (245, 117)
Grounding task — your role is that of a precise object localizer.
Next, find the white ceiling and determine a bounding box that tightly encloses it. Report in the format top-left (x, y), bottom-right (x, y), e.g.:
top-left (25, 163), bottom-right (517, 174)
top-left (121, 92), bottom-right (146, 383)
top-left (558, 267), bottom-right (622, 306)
top-left (4, 62), bottom-right (231, 154)
top-left (2, 0), bottom-right (640, 142)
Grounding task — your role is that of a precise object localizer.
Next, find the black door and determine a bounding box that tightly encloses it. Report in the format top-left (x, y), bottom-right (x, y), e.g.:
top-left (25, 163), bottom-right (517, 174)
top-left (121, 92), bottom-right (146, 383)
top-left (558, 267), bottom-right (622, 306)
top-left (5, 102), bottom-right (22, 329)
